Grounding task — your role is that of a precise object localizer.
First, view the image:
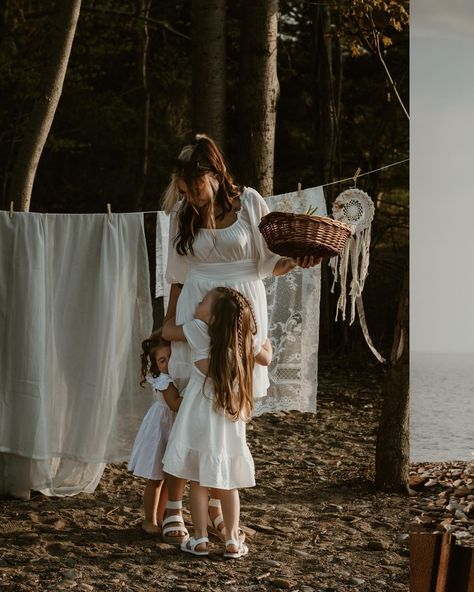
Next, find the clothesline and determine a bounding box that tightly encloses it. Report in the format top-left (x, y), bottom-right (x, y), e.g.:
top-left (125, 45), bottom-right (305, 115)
top-left (138, 157), bottom-right (409, 214)
top-left (3, 157), bottom-right (408, 217)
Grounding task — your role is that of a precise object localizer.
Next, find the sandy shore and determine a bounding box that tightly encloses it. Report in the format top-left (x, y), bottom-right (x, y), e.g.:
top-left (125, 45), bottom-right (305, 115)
top-left (1, 359), bottom-right (409, 591)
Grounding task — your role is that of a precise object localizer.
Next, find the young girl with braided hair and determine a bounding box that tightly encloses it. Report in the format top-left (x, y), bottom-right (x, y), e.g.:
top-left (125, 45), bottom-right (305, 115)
top-left (162, 287), bottom-right (272, 558)
top-left (128, 330), bottom-right (185, 537)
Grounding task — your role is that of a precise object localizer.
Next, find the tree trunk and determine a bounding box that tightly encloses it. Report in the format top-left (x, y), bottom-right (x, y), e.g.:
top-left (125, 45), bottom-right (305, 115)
top-left (135, 0), bottom-right (152, 210)
top-left (312, 5), bottom-right (342, 350)
top-left (191, 0), bottom-right (226, 148)
top-left (238, 0), bottom-right (279, 196)
top-left (375, 269), bottom-right (409, 492)
top-left (8, 0), bottom-right (81, 212)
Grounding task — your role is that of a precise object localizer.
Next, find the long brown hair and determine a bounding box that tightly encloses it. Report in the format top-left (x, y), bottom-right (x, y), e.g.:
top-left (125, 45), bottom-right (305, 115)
top-left (162, 134), bottom-right (242, 255)
top-left (140, 329), bottom-right (170, 387)
top-left (207, 287), bottom-right (257, 422)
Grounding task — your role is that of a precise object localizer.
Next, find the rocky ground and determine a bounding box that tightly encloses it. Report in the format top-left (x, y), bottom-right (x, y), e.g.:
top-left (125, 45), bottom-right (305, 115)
top-left (409, 462), bottom-right (474, 546)
top-left (0, 357), bottom-right (410, 592)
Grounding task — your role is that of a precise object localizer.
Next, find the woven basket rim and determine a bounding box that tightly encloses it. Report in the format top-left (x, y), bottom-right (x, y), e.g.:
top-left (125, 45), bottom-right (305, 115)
top-left (260, 211), bottom-right (353, 233)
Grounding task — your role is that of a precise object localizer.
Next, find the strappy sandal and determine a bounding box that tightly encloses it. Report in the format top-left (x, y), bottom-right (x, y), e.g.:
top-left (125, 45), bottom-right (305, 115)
top-left (161, 500), bottom-right (189, 545)
top-left (207, 498), bottom-right (246, 543)
top-left (223, 538), bottom-right (249, 559)
top-left (181, 536), bottom-right (209, 556)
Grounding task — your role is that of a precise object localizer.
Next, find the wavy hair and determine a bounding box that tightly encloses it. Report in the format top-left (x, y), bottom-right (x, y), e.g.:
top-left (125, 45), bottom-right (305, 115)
top-left (207, 287), bottom-right (257, 422)
top-left (140, 329), bottom-right (170, 386)
top-left (162, 134), bottom-right (242, 255)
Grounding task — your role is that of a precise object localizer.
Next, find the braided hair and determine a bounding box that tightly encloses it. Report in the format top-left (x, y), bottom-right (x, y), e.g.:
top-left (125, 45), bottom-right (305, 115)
top-left (140, 329), bottom-right (170, 387)
top-left (207, 287), bottom-right (257, 421)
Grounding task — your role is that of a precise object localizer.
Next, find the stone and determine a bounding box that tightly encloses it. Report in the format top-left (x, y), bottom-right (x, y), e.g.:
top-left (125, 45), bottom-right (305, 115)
top-left (349, 578), bottom-right (366, 585)
top-left (367, 540), bottom-right (389, 551)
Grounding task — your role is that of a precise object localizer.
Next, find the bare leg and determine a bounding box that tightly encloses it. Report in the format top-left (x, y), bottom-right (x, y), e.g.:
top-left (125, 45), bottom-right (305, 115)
top-left (187, 481), bottom-right (209, 552)
top-left (156, 479), bottom-right (169, 528)
top-left (219, 488), bottom-right (240, 553)
top-left (208, 488), bottom-right (224, 534)
top-left (143, 479), bottom-right (162, 534)
top-left (163, 474), bottom-right (186, 538)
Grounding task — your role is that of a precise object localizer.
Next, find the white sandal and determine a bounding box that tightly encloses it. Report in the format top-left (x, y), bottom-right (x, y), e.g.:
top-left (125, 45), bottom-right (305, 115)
top-left (223, 538), bottom-right (249, 559)
top-left (161, 500), bottom-right (189, 545)
top-left (207, 498), bottom-right (246, 543)
top-left (181, 536), bottom-right (209, 556)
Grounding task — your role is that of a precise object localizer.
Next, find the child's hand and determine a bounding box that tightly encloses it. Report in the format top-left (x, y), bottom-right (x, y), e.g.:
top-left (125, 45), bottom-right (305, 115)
top-left (255, 338), bottom-right (272, 366)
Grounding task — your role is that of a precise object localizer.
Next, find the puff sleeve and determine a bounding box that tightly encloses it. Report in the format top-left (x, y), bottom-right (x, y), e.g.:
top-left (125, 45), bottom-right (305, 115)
top-left (245, 188), bottom-right (281, 279)
top-left (183, 319), bottom-right (210, 361)
top-left (146, 373), bottom-right (176, 391)
top-left (165, 205), bottom-right (188, 284)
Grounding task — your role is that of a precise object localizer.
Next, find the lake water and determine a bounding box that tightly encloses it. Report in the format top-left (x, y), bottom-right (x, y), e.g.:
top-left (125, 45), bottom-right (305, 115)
top-left (410, 352), bottom-right (474, 462)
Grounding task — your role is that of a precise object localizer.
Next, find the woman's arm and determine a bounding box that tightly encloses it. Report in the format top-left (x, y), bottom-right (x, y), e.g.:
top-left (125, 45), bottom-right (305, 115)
top-left (162, 383), bottom-right (181, 412)
top-left (255, 338), bottom-right (273, 366)
top-left (272, 255), bottom-right (322, 276)
top-left (164, 283), bottom-right (183, 322)
top-left (162, 316), bottom-right (186, 342)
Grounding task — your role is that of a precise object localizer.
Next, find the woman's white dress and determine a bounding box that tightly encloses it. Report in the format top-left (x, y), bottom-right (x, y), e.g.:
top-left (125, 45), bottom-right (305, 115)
top-left (162, 319), bottom-right (255, 489)
top-left (128, 374), bottom-right (177, 480)
top-left (166, 187), bottom-right (280, 397)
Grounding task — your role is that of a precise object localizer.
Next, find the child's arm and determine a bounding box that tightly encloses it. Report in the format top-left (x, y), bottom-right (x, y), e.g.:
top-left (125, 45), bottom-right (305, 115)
top-left (161, 383), bottom-right (181, 412)
top-left (255, 338), bottom-right (272, 366)
top-left (162, 316), bottom-right (186, 342)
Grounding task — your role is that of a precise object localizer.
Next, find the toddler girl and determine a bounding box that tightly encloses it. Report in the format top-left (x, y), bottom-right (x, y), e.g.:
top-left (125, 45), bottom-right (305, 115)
top-left (162, 287), bottom-right (272, 558)
top-left (128, 330), bottom-right (185, 537)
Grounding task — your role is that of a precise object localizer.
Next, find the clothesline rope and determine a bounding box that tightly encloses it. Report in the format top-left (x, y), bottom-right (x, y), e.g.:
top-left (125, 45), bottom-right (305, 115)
top-left (138, 157), bottom-right (409, 214)
top-left (2, 157), bottom-right (409, 216)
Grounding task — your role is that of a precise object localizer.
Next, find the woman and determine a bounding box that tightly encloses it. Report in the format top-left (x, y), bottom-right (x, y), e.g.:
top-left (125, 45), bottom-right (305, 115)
top-left (161, 134), bottom-right (320, 544)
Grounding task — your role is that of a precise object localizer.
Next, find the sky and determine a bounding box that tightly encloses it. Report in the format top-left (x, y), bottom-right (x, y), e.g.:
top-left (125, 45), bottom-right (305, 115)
top-left (411, 0), bottom-right (474, 353)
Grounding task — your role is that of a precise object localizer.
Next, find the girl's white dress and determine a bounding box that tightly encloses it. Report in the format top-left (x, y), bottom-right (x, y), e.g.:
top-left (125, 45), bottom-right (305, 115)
top-left (128, 373), bottom-right (177, 480)
top-left (162, 319), bottom-right (255, 490)
top-left (166, 187), bottom-right (280, 397)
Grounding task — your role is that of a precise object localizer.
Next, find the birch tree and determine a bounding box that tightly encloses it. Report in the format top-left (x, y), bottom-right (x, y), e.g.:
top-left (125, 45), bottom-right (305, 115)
top-left (8, 0), bottom-right (81, 212)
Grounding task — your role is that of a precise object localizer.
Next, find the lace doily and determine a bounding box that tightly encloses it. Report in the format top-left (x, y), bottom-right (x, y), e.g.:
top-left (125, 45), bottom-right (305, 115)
top-left (332, 188), bottom-right (375, 232)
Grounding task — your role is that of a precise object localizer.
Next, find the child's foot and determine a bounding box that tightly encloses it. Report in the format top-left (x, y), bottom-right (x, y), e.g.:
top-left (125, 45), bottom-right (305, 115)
top-left (223, 539), bottom-right (248, 559)
top-left (208, 500), bottom-right (246, 543)
top-left (142, 520), bottom-right (160, 535)
top-left (161, 502), bottom-right (189, 545)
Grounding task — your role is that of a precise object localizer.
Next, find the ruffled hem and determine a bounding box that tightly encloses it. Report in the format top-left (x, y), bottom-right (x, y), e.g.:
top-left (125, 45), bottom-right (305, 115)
top-left (162, 441), bottom-right (255, 490)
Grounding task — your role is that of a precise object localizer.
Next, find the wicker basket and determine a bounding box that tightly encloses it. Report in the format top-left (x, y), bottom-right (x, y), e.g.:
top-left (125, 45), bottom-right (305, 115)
top-left (258, 212), bottom-right (353, 258)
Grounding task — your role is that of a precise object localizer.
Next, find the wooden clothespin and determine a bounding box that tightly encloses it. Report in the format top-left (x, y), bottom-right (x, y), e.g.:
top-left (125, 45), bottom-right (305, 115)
top-left (297, 182), bottom-right (302, 200)
top-left (9, 201), bottom-right (14, 219)
top-left (106, 203), bottom-right (112, 221)
top-left (352, 167), bottom-right (362, 188)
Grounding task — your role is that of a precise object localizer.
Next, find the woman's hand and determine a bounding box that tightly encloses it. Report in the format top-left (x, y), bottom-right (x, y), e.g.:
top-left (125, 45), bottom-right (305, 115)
top-left (272, 255), bottom-right (322, 276)
top-left (293, 255), bottom-right (323, 268)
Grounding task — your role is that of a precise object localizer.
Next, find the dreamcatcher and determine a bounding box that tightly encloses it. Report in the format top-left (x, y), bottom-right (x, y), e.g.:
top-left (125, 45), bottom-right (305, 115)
top-left (330, 187), bottom-right (385, 363)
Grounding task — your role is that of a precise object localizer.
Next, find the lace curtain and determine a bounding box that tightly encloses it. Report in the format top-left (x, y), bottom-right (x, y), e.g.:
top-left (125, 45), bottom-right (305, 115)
top-left (0, 212), bottom-right (153, 498)
top-left (156, 187), bottom-right (325, 415)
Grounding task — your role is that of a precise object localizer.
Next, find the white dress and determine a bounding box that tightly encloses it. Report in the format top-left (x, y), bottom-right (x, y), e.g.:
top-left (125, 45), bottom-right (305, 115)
top-left (166, 187), bottom-right (280, 397)
top-left (162, 319), bottom-right (255, 489)
top-left (128, 373), bottom-right (177, 480)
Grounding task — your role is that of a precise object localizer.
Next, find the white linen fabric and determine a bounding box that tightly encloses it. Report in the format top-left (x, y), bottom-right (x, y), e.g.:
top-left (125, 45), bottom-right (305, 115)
top-left (0, 212), bottom-right (153, 498)
top-left (156, 186), bottom-right (325, 415)
top-left (128, 373), bottom-right (176, 480)
top-left (165, 187), bottom-right (280, 397)
top-left (162, 319), bottom-right (255, 489)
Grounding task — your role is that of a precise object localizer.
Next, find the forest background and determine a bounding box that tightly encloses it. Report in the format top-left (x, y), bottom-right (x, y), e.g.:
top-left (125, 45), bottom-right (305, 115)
top-left (0, 0), bottom-right (408, 357)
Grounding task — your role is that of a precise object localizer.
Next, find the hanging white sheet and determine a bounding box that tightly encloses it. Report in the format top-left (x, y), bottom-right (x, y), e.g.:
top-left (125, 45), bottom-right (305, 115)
top-left (156, 187), bottom-right (325, 415)
top-left (0, 212), bottom-right (153, 498)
